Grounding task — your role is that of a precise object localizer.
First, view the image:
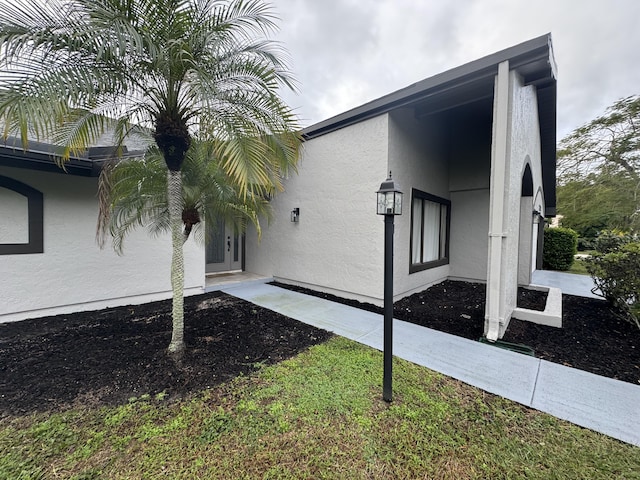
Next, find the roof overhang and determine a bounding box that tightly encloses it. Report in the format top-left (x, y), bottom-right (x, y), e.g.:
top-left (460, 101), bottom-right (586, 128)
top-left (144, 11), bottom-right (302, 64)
top-left (302, 34), bottom-right (557, 215)
top-left (0, 136), bottom-right (143, 177)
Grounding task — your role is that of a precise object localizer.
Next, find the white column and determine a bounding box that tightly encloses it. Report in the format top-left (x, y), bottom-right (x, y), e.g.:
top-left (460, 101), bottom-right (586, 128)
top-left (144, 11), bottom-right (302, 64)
top-left (485, 61), bottom-right (511, 341)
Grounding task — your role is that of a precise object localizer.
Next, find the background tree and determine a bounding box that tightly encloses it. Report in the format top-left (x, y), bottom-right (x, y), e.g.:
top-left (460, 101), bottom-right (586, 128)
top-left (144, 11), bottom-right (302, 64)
top-left (0, 0), bottom-right (300, 355)
top-left (557, 95), bottom-right (640, 236)
top-left (556, 172), bottom-right (637, 238)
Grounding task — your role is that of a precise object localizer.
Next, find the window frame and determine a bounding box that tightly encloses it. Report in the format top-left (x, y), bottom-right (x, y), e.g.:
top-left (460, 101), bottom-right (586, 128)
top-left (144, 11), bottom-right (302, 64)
top-left (409, 188), bottom-right (450, 273)
top-left (0, 175), bottom-right (44, 255)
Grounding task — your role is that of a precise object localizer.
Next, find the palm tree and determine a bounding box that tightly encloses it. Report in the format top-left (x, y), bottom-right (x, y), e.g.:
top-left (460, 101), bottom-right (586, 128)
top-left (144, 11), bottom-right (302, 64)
top-left (98, 140), bottom-right (272, 253)
top-left (0, 0), bottom-right (301, 355)
top-left (97, 139), bottom-right (276, 348)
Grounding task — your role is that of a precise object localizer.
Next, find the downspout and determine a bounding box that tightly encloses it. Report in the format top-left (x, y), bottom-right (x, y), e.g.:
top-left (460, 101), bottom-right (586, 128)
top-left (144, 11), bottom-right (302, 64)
top-left (486, 61), bottom-right (511, 341)
top-left (536, 210), bottom-right (545, 270)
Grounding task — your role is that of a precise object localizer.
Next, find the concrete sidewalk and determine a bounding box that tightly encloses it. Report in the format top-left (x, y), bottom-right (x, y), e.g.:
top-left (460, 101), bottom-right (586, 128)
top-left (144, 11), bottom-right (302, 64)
top-left (532, 270), bottom-right (602, 299)
top-left (222, 280), bottom-right (640, 447)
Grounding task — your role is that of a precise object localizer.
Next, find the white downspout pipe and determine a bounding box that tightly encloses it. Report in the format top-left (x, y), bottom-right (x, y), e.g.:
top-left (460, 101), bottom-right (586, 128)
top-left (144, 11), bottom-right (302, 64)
top-left (486, 61), bottom-right (511, 341)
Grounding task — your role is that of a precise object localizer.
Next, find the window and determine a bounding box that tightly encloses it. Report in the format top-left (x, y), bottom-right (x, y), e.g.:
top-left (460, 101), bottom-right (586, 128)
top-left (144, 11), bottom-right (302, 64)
top-left (410, 189), bottom-right (450, 273)
top-left (0, 175), bottom-right (44, 255)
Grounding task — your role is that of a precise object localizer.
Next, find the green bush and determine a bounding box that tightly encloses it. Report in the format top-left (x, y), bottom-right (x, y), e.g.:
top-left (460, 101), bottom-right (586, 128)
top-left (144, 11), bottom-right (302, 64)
top-left (543, 227), bottom-right (578, 271)
top-left (577, 237), bottom-right (595, 252)
top-left (593, 230), bottom-right (634, 254)
top-left (585, 242), bottom-right (640, 329)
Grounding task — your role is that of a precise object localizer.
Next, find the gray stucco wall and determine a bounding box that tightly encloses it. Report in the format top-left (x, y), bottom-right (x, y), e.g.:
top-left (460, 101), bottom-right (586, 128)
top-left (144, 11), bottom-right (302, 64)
top-left (244, 114), bottom-right (389, 304)
top-left (388, 106), bottom-right (494, 288)
top-left (518, 195), bottom-right (535, 285)
top-left (448, 108), bottom-right (492, 282)
top-left (387, 109), bottom-right (451, 299)
top-left (245, 68), bottom-right (545, 316)
top-left (449, 189), bottom-right (490, 281)
top-left (245, 104), bottom-right (500, 305)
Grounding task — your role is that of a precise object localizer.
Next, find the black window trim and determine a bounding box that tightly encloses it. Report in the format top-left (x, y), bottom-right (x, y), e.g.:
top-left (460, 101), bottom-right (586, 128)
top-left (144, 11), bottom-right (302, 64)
top-left (409, 188), bottom-right (450, 273)
top-left (0, 175), bottom-right (44, 254)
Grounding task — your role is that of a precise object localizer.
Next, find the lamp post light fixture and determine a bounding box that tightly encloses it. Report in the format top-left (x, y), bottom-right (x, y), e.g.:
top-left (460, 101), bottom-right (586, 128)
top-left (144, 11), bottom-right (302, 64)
top-left (377, 174), bottom-right (403, 215)
top-left (376, 172), bottom-right (403, 402)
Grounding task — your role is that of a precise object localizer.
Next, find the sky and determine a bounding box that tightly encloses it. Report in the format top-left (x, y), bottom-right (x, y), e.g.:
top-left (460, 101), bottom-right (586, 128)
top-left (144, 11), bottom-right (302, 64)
top-left (268, 0), bottom-right (640, 141)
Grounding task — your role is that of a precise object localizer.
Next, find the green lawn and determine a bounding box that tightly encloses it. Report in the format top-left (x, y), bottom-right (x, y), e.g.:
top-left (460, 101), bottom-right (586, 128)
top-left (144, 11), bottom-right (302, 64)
top-left (2, 337), bottom-right (638, 479)
top-left (568, 257), bottom-right (590, 275)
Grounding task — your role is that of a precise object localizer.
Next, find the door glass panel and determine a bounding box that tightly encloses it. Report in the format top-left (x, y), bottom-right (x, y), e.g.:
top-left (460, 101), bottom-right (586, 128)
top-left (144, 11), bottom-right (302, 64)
top-left (233, 234), bottom-right (239, 262)
top-left (206, 218), bottom-right (225, 264)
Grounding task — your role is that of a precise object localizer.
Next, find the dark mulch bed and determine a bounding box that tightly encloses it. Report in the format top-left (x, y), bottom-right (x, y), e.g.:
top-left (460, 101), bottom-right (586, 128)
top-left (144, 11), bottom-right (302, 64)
top-left (1, 280), bottom-right (638, 419)
top-left (273, 280), bottom-right (640, 385)
top-left (0, 291), bottom-right (332, 418)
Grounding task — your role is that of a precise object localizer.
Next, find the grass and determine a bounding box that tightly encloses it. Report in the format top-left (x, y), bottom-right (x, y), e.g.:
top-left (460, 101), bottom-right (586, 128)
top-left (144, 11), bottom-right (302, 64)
top-left (1, 337), bottom-right (638, 479)
top-left (569, 250), bottom-right (599, 275)
top-left (568, 257), bottom-right (590, 275)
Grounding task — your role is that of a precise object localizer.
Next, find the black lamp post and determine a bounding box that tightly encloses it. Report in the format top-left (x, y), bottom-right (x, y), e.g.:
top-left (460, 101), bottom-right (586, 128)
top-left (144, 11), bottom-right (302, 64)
top-left (376, 172), bottom-right (403, 402)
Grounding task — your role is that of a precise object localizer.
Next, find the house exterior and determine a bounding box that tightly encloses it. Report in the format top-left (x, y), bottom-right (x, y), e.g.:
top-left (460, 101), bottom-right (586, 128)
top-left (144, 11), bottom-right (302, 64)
top-left (244, 34), bottom-right (557, 340)
top-left (1, 34), bottom-right (557, 340)
top-left (0, 139), bottom-right (204, 323)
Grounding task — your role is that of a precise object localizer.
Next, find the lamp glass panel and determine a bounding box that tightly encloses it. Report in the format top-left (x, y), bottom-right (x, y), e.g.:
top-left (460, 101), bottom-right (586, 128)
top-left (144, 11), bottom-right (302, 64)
top-left (385, 192), bottom-right (396, 214)
top-left (377, 189), bottom-right (402, 215)
top-left (394, 192), bottom-right (403, 215)
top-left (377, 192), bottom-right (387, 215)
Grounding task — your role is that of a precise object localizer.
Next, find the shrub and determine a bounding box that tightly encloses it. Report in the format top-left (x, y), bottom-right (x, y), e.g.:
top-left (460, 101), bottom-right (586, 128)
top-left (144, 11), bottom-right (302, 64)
top-left (585, 242), bottom-right (640, 329)
top-left (593, 230), bottom-right (635, 254)
top-left (577, 237), bottom-right (595, 252)
top-left (543, 227), bottom-right (578, 271)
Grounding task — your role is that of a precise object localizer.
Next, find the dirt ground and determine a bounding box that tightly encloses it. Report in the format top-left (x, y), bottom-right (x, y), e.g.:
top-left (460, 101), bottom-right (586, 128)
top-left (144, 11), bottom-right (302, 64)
top-left (1, 280), bottom-right (638, 418)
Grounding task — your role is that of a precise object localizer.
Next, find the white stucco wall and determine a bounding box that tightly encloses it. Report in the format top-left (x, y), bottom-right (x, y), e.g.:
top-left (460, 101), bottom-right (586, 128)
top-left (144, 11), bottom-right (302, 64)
top-left (0, 166), bottom-right (205, 323)
top-left (486, 64), bottom-right (545, 339)
top-left (245, 115), bottom-right (389, 304)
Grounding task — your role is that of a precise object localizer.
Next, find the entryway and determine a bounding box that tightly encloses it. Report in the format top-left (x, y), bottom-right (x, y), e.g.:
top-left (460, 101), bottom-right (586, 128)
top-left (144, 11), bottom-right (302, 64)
top-left (204, 271), bottom-right (270, 292)
top-left (205, 218), bottom-right (242, 273)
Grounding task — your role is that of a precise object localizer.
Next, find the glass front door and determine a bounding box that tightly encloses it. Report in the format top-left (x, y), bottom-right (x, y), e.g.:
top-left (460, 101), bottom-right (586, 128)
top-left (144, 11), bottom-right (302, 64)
top-left (206, 218), bottom-right (242, 273)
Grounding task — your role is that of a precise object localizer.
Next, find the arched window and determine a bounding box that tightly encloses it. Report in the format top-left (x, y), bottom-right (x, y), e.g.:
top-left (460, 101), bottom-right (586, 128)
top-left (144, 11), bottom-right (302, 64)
top-left (521, 163), bottom-right (533, 197)
top-left (0, 175), bottom-right (43, 254)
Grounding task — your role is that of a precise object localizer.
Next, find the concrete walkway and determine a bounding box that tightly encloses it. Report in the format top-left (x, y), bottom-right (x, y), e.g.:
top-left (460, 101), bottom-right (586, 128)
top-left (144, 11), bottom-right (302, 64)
top-left (221, 275), bottom-right (640, 447)
top-left (532, 270), bottom-right (602, 299)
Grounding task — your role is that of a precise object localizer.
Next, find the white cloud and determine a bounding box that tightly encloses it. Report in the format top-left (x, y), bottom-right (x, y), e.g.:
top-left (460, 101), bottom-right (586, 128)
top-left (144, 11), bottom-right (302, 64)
top-left (270, 0), bottom-right (640, 140)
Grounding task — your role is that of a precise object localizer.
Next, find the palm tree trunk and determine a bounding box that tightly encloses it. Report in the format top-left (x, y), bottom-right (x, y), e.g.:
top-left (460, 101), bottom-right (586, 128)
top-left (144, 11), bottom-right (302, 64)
top-left (167, 169), bottom-right (185, 354)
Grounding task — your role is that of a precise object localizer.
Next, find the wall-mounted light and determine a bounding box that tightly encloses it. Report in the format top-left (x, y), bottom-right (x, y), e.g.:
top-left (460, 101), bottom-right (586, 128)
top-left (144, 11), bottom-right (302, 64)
top-left (291, 207), bottom-right (300, 222)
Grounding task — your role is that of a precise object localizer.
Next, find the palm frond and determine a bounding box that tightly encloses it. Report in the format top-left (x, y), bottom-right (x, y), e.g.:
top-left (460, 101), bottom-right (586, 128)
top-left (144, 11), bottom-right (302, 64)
top-left (1, 0), bottom-right (300, 250)
top-left (99, 138), bottom-right (272, 251)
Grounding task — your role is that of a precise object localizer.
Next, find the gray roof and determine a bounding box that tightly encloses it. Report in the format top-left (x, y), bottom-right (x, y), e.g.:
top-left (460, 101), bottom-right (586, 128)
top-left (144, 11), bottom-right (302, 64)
top-left (302, 33), bottom-right (557, 215)
top-left (0, 136), bottom-right (145, 177)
